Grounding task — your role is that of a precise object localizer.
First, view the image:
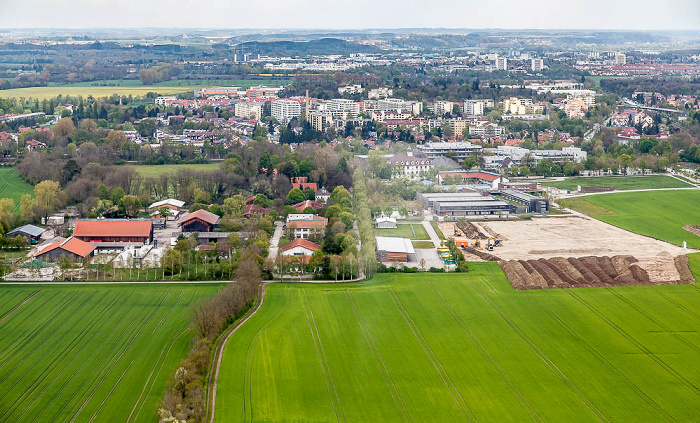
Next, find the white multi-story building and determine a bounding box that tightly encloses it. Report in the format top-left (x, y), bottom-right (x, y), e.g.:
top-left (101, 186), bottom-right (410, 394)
top-left (234, 102), bottom-right (263, 120)
top-left (155, 97), bottom-right (177, 106)
top-left (463, 100), bottom-right (485, 116)
top-left (430, 100), bottom-right (454, 115)
top-left (614, 52), bottom-right (627, 65)
top-left (338, 84), bottom-right (363, 95)
top-left (367, 87), bottom-right (393, 99)
top-left (388, 150), bottom-right (433, 181)
top-left (496, 56), bottom-right (508, 71)
top-left (326, 99), bottom-right (360, 120)
top-left (503, 97), bottom-right (544, 115)
top-left (271, 99), bottom-right (302, 124)
top-left (468, 120), bottom-right (506, 137)
top-left (377, 98), bottom-right (422, 115)
top-left (531, 58), bottom-right (544, 72)
top-left (417, 141), bottom-right (483, 162)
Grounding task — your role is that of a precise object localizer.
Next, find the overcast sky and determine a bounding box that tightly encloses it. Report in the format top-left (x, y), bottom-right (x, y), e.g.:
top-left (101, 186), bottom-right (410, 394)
top-left (1, 0), bottom-right (699, 30)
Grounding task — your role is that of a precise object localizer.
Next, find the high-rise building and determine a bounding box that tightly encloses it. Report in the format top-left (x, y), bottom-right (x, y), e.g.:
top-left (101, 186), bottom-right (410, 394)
top-left (463, 100), bottom-right (485, 116)
top-left (496, 57), bottom-right (508, 71)
top-left (531, 58), bottom-right (544, 72)
top-left (271, 99), bottom-right (302, 124)
top-left (614, 52), bottom-right (627, 65)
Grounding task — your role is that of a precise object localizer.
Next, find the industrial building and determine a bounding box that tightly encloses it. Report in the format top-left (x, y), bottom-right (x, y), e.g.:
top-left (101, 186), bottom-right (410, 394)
top-left (417, 192), bottom-right (511, 217)
top-left (499, 189), bottom-right (549, 213)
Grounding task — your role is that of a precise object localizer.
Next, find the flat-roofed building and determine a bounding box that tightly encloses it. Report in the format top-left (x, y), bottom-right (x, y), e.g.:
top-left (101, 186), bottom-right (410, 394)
top-left (376, 236), bottom-right (415, 262)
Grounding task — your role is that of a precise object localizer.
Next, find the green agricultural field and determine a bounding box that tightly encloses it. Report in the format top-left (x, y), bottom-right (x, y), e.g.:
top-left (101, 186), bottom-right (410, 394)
top-left (564, 190), bottom-right (700, 248)
top-left (215, 263), bottom-right (700, 422)
top-left (130, 163), bottom-right (221, 178)
top-left (541, 175), bottom-right (693, 191)
top-left (0, 79), bottom-right (292, 100)
top-left (0, 167), bottom-right (34, 213)
top-left (375, 223), bottom-right (429, 240)
top-left (0, 283), bottom-right (220, 423)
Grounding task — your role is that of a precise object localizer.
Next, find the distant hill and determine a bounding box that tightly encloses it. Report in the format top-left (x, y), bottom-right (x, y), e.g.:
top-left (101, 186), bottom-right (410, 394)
top-left (238, 38), bottom-right (380, 56)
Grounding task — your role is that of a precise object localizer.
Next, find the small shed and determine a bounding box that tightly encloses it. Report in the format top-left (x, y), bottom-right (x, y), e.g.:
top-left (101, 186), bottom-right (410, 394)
top-left (374, 216), bottom-right (397, 229)
top-left (7, 224), bottom-right (45, 243)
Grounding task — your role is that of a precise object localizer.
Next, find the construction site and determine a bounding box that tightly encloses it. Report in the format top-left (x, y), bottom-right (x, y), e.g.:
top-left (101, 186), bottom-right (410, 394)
top-left (438, 216), bottom-right (695, 289)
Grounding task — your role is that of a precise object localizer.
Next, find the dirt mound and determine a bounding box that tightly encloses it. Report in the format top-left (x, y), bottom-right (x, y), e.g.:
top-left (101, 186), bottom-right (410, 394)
top-left (683, 225), bottom-right (700, 237)
top-left (499, 255), bottom-right (694, 290)
top-left (462, 246), bottom-right (499, 261)
top-left (455, 221), bottom-right (491, 239)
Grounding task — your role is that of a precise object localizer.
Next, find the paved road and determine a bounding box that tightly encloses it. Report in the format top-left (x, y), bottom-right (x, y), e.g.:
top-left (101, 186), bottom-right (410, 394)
top-left (268, 221), bottom-right (284, 259)
top-left (557, 186), bottom-right (699, 199)
top-left (421, 219), bottom-right (442, 248)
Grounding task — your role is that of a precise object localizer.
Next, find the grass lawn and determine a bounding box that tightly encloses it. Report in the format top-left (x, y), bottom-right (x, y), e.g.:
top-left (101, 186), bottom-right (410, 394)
top-left (0, 79), bottom-right (292, 100)
top-left (375, 223), bottom-right (429, 240)
top-left (430, 221), bottom-right (445, 239)
top-left (411, 240), bottom-right (435, 249)
top-left (541, 175), bottom-right (692, 191)
top-left (562, 190), bottom-right (700, 248)
top-left (0, 283), bottom-right (220, 423)
top-left (130, 163), bottom-right (221, 178)
top-left (0, 167), bottom-right (34, 214)
top-left (216, 263), bottom-right (700, 422)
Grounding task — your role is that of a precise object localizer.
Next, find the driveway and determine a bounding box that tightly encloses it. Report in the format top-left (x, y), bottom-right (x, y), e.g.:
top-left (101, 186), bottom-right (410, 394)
top-left (268, 222), bottom-right (284, 259)
top-left (421, 220), bottom-right (442, 248)
top-left (414, 248), bottom-right (444, 270)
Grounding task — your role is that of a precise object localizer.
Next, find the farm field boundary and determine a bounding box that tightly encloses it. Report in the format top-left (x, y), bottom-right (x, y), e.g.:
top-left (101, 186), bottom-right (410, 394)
top-left (214, 264), bottom-right (700, 422)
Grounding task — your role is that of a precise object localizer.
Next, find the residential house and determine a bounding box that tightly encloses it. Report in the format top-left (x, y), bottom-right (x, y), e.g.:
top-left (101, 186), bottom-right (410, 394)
top-left (388, 150), bottom-right (433, 181)
top-left (285, 214), bottom-right (328, 241)
top-left (291, 176), bottom-right (318, 192)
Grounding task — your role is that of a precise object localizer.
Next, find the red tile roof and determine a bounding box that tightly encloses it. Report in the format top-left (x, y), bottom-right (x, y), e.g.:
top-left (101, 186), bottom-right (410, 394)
top-left (37, 237), bottom-right (95, 258)
top-left (292, 200), bottom-right (323, 212)
top-left (179, 209), bottom-right (220, 226)
top-left (278, 238), bottom-right (321, 253)
top-left (73, 220), bottom-right (153, 238)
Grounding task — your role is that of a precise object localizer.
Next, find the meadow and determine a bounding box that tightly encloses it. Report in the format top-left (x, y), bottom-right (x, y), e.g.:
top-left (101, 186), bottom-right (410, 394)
top-left (130, 163), bottom-right (222, 178)
top-left (375, 223), bottom-right (430, 240)
top-left (541, 175), bottom-right (693, 191)
top-left (215, 262), bottom-right (700, 422)
top-left (564, 190), bottom-right (700, 248)
top-left (0, 283), bottom-right (220, 423)
top-left (0, 167), bottom-right (34, 213)
top-left (0, 79), bottom-right (292, 100)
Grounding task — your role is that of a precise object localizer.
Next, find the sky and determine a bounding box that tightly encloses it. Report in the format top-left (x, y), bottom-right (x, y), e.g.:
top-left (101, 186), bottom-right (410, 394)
top-left (1, 0), bottom-right (699, 30)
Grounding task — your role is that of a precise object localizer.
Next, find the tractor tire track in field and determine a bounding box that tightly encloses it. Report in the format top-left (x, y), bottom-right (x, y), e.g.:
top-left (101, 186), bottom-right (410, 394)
top-left (344, 290), bottom-right (413, 423)
top-left (0, 290), bottom-right (39, 324)
top-left (302, 290), bottom-right (346, 423)
top-left (567, 290), bottom-right (700, 399)
top-left (0, 291), bottom-right (80, 366)
top-left (65, 291), bottom-right (165, 423)
top-left (205, 282), bottom-right (270, 423)
top-left (654, 291), bottom-right (700, 322)
top-left (67, 291), bottom-right (169, 423)
top-left (526, 292), bottom-right (676, 423)
top-left (426, 280), bottom-right (544, 423)
top-left (0, 290), bottom-right (86, 391)
top-left (54, 291), bottom-right (148, 422)
top-left (6, 291), bottom-right (124, 423)
top-left (470, 283), bottom-right (609, 423)
top-left (28, 292), bottom-right (133, 423)
top-left (387, 288), bottom-right (478, 423)
top-left (87, 359), bottom-right (136, 423)
top-left (128, 290), bottom-right (197, 423)
top-left (243, 285), bottom-right (290, 423)
top-left (607, 289), bottom-right (700, 354)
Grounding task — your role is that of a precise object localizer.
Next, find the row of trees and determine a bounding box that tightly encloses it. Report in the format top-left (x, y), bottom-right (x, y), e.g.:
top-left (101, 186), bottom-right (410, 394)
top-left (158, 248), bottom-right (263, 422)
